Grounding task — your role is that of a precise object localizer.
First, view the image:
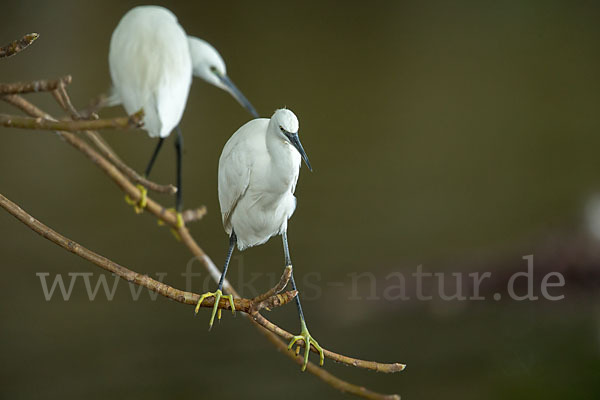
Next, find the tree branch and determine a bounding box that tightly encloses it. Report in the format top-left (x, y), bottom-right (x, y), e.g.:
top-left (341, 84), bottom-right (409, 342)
top-left (0, 193), bottom-right (297, 314)
top-left (181, 206), bottom-right (207, 224)
top-left (0, 33), bottom-right (39, 59)
top-left (0, 112), bottom-right (144, 131)
top-left (1, 81), bottom-right (405, 399)
top-left (252, 313), bottom-right (405, 373)
top-left (0, 75), bottom-right (70, 94)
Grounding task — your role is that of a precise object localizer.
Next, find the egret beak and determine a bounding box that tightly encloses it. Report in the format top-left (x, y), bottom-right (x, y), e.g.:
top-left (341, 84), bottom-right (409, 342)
top-left (218, 74), bottom-right (259, 118)
top-left (288, 133), bottom-right (312, 172)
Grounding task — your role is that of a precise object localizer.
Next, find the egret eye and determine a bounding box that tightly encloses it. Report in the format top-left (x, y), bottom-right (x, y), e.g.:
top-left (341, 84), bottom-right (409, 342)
top-left (279, 126), bottom-right (285, 133)
top-left (210, 66), bottom-right (218, 73)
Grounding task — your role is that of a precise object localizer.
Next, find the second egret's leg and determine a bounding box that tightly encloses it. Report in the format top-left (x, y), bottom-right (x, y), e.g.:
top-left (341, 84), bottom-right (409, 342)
top-left (144, 137), bottom-right (165, 178)
top-left (195, 231), bottom-right (237, 329)
top-left (282, 231), bottom-right (324, 371)
top-left (173, 125), bottom-right (184, 227)
top-left (154, 129), bottom-right (183, 235)
top-left (125, 138), bottom-right (165, 213)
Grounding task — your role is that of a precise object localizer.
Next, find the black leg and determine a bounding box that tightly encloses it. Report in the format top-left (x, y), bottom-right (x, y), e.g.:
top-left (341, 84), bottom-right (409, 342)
top-left (175, 125), bottom-right (183, 213)
top-left (282, 230), bottom-right (324, 370)
top-left (144, 137), bottom-right (165, 178)
top-left (282, 230), bottom-right (306, 323)
top-left (218, 231), bottom-right (237, 291)
top-left (195, 230), bottom-right (237, 328)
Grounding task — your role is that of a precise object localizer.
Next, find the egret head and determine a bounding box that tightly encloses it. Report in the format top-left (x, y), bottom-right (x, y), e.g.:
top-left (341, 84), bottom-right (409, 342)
top-left (188, 36), bottom-right (258, 118)
top-left (273, 109), bottom-right (312, 171)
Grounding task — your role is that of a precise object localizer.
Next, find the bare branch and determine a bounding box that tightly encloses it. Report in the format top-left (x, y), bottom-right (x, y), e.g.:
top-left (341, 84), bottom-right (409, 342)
top-left (0, 112), bottom-right (143, 131)
top-left (53, 80), bottom-right (81, 119)
top-left (0, 75), bottom-right (71, 94)
top-left (253, 265), bottom-right (292, 304)
top-left (80, 93), bottom-right (110, 119)
top-left (252, 313), bottom-right (405, 373)
top-left (0, 193), bottom-right (296, 314)
top-left (182, 206), bottom-right (207, 224)
top-left (0, 33), bottom-right (39, 59)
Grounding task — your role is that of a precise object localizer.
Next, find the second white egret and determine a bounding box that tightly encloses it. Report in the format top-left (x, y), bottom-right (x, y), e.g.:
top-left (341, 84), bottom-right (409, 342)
top-left (108, 5), bottom-right (258, 220)
top-left (194, 108), bottom-right (323, 371)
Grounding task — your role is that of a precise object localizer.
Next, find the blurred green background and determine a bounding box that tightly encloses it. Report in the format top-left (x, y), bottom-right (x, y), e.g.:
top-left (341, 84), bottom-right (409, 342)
top-left (1, 1), bottom-right (600, 398)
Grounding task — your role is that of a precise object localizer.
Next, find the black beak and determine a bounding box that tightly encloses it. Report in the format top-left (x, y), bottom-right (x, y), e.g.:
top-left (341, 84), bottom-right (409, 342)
top-left (287, 133), bottom-right (312, 172)
top-left (218, 74), bottom-right (259, 118)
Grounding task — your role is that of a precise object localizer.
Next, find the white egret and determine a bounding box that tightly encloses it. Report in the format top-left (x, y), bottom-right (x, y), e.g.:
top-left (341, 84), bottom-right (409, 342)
top-left (194, 108), bottom-right (324, 371)
top-left (108, 5), bottom-right (258, 219)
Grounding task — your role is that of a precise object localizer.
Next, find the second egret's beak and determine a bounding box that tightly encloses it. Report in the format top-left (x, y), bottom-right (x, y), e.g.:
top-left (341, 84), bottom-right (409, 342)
top-left (218, 74), bottom-right (259, 118)
top-left (288, 133), bottom-right (312, 172)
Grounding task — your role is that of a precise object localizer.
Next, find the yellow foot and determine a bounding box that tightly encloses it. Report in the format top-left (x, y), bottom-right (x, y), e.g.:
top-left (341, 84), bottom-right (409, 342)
top-left (194, 289), bottom-right (235, 330)
top-left (124, 184), bottom-right (147, 214)
top-left (288, 324), bottom-right (324, 371)
top-left (157, 208), bottom-right (184, 240)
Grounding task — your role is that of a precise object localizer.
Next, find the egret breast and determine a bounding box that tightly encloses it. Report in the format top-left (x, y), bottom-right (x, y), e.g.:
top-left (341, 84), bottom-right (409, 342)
top-left (231, 189), bottom-right (297, 250)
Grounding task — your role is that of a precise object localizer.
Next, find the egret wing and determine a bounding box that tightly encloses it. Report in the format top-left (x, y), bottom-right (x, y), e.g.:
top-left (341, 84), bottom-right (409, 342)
top-left (218, 120), bottom-right (266, 231)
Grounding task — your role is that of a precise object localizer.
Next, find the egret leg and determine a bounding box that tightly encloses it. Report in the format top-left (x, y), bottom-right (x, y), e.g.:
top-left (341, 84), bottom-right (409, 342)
top-left (159, 126), bottom-right (184, 239)
top-left (282, 231), bottom-right (324, 371)
top-left (145, 137), bottom-right (165, 178)
top-left (195, 231), bottom-right (237, 329)
top-left (150, 130), bottom-right (183, 234)
top-left (174, 125), bottom-right (183, 218)
top-left (124, 138), bottom-right (164, 213)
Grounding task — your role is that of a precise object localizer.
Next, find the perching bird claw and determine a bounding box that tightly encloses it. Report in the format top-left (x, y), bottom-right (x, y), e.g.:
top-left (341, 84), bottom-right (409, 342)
top-left (157, 208), bottom-right (184, 240)
top-left (288, 324), bottom-right (324, 371)
top-left (124, 184), bottom-right (148, 214)
top-left (157, 208), bottom-right (183, 227)
top-left (195, 289), bottom-right (235, 329)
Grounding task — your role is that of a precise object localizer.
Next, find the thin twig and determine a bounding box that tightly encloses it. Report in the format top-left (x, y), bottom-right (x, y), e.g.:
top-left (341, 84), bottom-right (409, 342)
top-left (80, 93), bottom-right (110, 119)
top-left (0, 33), bottom-right (39, 59)
top-left (2, 91), bottom-right (404, 399)
top-left (182, 206), bottom-right (207, 224)
top-left (253, 266), bottom-right (292, 304)
top-left (53, 81), bottom-right (81, 119)
top-left (0, 75), bottom-right (70, 94)
top-left (0, 112), bottom-right (143, 131)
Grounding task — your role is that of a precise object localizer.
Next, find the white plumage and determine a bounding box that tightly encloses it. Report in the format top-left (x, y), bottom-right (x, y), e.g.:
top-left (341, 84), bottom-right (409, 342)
top-left (108, 6), bottom-right (258, 139)
top-left (108, 5), bottom-right (258, 216)
top-left (109, 6), bottom-right (192, 138)
top-left (201, 109), bottom-right (322, 370)
top-left (218, 109), bottom-right (310, 250)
